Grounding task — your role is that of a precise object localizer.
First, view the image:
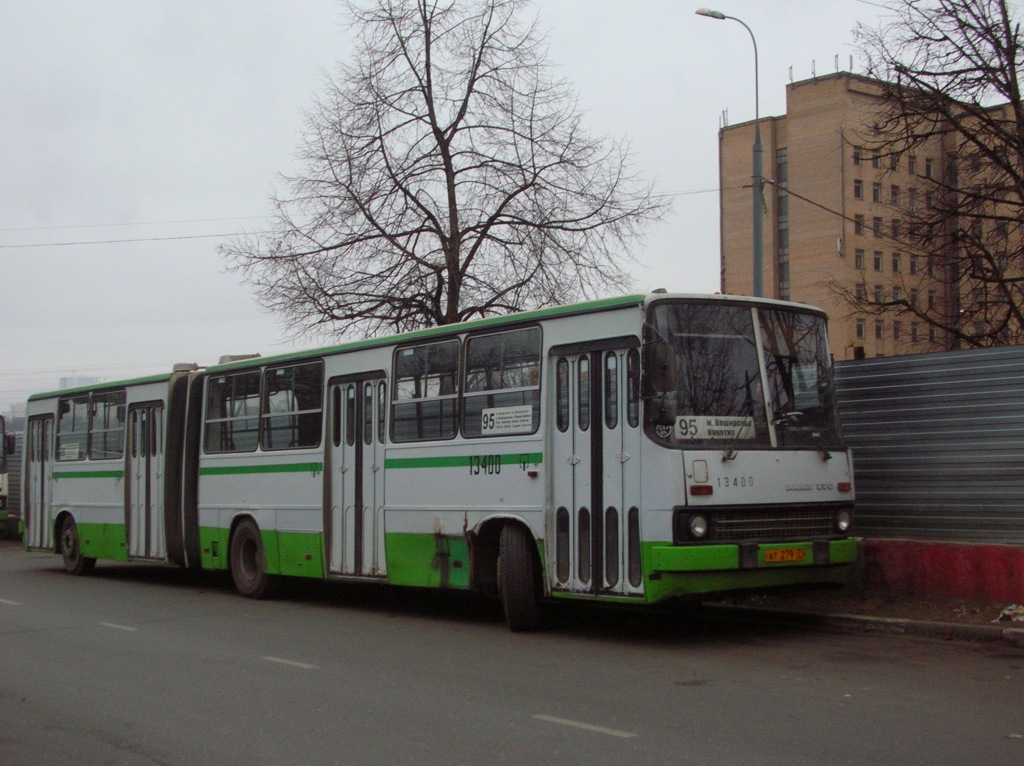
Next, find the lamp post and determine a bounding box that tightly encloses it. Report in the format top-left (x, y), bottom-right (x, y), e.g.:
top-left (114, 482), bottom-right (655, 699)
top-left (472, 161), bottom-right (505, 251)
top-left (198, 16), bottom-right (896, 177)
top-left (696, 7), bottom-right (763, 297)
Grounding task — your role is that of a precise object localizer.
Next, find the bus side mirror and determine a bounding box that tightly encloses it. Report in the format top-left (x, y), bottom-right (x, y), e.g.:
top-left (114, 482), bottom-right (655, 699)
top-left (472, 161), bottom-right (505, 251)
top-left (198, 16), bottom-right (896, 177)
top-left (645, 342), bottom-right (677, 393)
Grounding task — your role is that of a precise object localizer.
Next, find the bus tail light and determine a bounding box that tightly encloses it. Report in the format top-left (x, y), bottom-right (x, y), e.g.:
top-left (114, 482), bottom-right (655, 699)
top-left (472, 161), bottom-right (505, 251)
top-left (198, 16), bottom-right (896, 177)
top-left (838, 482), bottom-right (852, 493)
top-left (690, 485), bottom-right (713, 496)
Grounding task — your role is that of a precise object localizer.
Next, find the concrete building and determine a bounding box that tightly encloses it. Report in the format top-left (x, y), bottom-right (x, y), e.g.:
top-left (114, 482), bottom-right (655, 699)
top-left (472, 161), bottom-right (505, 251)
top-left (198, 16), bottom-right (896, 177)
top-left (719, 72), bottom-right (955, 360)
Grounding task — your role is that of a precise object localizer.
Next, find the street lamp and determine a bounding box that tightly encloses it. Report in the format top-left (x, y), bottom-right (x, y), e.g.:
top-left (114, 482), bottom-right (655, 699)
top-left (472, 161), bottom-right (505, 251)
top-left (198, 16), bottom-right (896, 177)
top-left (696, 7), bottom-right (763, 298)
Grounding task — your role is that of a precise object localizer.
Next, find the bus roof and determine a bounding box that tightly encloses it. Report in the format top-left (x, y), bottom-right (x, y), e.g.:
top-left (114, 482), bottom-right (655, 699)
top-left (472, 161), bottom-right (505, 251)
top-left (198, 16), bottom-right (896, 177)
top-left (25, 292), bottom-right (829, 398)
top-left (27, 372), bottom-right (174, 402)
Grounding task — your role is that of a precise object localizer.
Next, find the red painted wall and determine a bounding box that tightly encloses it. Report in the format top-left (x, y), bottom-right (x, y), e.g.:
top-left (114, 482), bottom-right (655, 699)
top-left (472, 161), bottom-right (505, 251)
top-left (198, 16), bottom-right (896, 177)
top-left (861, 539), bottom-right (1024, 602)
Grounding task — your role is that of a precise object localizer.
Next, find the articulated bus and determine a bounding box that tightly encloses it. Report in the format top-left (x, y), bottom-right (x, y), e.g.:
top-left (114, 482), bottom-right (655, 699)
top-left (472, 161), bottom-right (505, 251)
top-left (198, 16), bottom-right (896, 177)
top-left (23, 293), bottom-right (855, 630)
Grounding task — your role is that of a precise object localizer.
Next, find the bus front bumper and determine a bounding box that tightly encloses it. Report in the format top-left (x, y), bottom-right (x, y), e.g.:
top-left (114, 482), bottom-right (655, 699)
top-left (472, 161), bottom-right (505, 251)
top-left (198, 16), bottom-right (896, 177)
top-left (650, 538), bottom-right (858, 573)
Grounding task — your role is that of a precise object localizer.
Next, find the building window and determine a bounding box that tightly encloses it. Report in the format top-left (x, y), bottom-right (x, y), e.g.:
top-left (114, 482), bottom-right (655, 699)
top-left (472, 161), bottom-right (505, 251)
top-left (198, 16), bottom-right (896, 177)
top-left (925, 157), bottom-right (934, 178)
top-left (874, 285), bottom-right (883, 304)
top-left (855, 283), bottom-right (866, 302)
top-left (873, 217), bottom-right (883, 236)
top-left (855, 214), bottom-right (864, 235)
top-left (856, 319), bottom-right (866, 339)
top-left (910, 288), bottom-right (919, 308)
top-left (872, 150), bottom-right (882, 169)
top-left (928, 326), bottom-right (937, 342)
top-left (892, 286), bottom-right (902, 302)
top-left (875, 320), bottom-right (884, 340)
top-left (891, 219), bottom-right (901, 240)
top-left (893, 321), bottom-right (903, 340)
top-left (908, 155), bottom-right (917, 174)
top-left (908, 188), bottom-right (917, 212)
top-left (853, 147), bottom-right (862, 165)
top-left (911, 322), bottom-right (920, 341)
top-left (855, 248), bottom-right (865, 269)
top-left (776, 147), bottom-right (789, 183)
top-left (873, 251), bottom-right (883, 271)
top-left (872, 182), bottom-right (882, 203)
top-left (890, 153), bottom-right (900, 171)
top-left (853, 179), bottom-right (863, 199)
top-left (910, 255), bottom-right (918, 275)
top-left (890, 185), bottom-right (900, 206)
top-left (928, 289), bottom-right (937, 309)
top-left (892, 252), bottom-right (901, 273)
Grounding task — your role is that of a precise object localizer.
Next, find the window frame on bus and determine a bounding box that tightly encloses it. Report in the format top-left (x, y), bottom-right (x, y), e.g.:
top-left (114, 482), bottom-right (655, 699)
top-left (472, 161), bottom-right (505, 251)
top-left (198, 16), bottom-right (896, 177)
top-left (390, 338), bottom-right (461, 443)
top-left (461, 325), bottom-right (542, 439)
top-left (55, 389), bottom-right (126, 462)
top-left (260, 361), bottom-right (324, 451)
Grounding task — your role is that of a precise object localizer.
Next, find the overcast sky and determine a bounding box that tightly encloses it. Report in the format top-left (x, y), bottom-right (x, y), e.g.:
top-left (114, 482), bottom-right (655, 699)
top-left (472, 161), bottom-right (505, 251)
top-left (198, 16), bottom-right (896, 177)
top-left (0, 0), bottom-right (888, 414)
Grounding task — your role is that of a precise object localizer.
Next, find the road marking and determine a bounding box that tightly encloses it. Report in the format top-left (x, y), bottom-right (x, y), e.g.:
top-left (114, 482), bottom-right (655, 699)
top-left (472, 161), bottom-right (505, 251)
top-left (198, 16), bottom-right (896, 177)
top-left (0, 599), bottom-right (21, 606)
top-left (262, 656), bottom-right (318, 670)
top-left (533, 714), bottom-right (637, 739)
top-left (101, 622), bottom-right (139, 632)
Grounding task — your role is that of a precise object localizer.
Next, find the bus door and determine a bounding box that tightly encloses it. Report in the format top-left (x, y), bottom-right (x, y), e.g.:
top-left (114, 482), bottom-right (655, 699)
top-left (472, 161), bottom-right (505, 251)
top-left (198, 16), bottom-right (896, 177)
top-left (550, 342), bottom-right (643, 597)
top-left (25, 415), bottom-right (54, 550)
top-left (126, 403), bottom-right (164, 559)
top-left (326, 375), bottom-right (387, 578)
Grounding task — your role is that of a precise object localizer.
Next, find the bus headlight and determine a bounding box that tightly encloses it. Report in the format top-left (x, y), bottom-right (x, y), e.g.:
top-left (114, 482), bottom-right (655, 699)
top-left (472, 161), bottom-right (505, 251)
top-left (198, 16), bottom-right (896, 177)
top-left (689, 514), bottom-right (709, 539)
top-left (835, 509), bottom-right (852, 533)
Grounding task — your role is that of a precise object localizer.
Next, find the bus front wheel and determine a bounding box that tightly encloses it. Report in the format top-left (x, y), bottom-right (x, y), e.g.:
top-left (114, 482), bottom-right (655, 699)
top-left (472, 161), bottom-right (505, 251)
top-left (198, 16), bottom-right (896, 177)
top-left (60, 516), bottom-right (96, 576)
top-left (498, 524), bottom-right (541, 631)
top-left (230, 519), bottom-right (275, 599)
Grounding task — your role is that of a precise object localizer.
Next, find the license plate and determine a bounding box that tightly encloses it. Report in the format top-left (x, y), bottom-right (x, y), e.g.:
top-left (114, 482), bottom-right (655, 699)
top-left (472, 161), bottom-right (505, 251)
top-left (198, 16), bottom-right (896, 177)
top-left (764, 547), bottom-right (807, 564)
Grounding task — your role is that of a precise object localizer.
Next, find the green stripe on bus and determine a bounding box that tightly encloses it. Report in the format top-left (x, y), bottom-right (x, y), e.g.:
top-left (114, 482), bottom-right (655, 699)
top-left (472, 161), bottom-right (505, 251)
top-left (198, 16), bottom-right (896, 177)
top-left (199, 462), bottom-right (324, 476)
top-left (385, 452), bottom-right (543, 470)
top-left (52, 470), bottom-right (125, 480)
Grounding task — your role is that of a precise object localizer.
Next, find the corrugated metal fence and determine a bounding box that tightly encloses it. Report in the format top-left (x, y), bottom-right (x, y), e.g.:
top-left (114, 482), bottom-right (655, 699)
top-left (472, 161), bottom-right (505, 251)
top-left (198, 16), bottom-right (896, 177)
top-left (835, 346), bottom-right (1024, 544)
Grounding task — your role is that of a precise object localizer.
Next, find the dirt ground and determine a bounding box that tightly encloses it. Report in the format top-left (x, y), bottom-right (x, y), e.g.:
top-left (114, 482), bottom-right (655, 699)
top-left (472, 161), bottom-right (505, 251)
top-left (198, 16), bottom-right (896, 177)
top-left (719, 586), bottom-right (1019, 626)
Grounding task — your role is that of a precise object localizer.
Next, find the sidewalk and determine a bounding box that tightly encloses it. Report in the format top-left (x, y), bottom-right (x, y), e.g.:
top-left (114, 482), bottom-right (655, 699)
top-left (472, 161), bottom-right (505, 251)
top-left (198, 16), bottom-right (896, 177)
top-left (708, 589), bottom-right (1024, 647)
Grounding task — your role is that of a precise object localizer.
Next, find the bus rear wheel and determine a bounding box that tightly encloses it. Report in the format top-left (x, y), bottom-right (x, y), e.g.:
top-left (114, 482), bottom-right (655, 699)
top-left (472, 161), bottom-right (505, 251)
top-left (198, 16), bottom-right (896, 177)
top-left (498, 524), bottom-right (541, 631)
top-left (60, 516), bottom-right (96, 576)
top-left (230, 519), bottom-right (275, 599)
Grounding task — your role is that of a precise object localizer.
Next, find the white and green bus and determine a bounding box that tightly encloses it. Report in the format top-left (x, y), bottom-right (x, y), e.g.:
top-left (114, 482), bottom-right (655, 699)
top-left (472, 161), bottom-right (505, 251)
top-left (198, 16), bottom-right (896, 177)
top-left (0, 414), bottom-right (16, 535)
top-left (23, 293), bottom-right (855, 629)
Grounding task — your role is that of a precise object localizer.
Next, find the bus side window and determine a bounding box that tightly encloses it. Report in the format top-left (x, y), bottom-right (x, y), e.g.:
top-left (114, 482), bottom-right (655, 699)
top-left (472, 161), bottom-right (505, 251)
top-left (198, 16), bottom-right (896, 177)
top-left (627, 349), bottom-right (640, 428)
top-left (604, 352), bottom-right (618, 430)
top-left (577, 357), bottom-right (590, 432)
top-left (462, 327), bottom-right (541, 438)
top-left (556, 357), bottom-right (569, 433)
top-left (204, 371), bottom-right (261, 454)
top-left (56, 395), bottom-right (89, 461)
top-left (391, 340), bottom-right (460, 442)
top-left (261, 362), bottom-right (324, 451)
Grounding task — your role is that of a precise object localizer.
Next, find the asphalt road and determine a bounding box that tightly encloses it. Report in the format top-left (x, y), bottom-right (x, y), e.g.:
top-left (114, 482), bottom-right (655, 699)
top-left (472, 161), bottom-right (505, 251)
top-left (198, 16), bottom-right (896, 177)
top-left (1, 539), bottom-right (1020, 765)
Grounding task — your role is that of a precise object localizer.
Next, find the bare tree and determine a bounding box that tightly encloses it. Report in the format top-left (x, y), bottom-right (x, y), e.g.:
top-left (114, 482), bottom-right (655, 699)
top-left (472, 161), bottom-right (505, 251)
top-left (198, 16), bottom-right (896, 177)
top-left (837, 0), bottom-right (1024, 348)
top-left (221, 0), bottom-right (666, 339)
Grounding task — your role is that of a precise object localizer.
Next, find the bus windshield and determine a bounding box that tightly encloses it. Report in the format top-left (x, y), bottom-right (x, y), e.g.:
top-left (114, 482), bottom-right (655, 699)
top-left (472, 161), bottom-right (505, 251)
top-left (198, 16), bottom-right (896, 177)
top-left (645, 301), bottom-right (842, 449)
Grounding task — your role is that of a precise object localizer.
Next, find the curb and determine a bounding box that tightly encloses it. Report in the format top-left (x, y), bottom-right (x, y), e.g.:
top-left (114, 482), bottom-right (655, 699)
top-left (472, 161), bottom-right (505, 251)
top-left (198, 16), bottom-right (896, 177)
top-left (706, 604), bottom-right (1024, 647)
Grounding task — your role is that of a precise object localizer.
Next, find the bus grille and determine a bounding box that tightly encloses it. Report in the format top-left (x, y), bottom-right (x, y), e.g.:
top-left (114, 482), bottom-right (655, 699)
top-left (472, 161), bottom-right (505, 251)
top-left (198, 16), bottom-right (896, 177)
top-left (712, 507), bottom-right (836, 542)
